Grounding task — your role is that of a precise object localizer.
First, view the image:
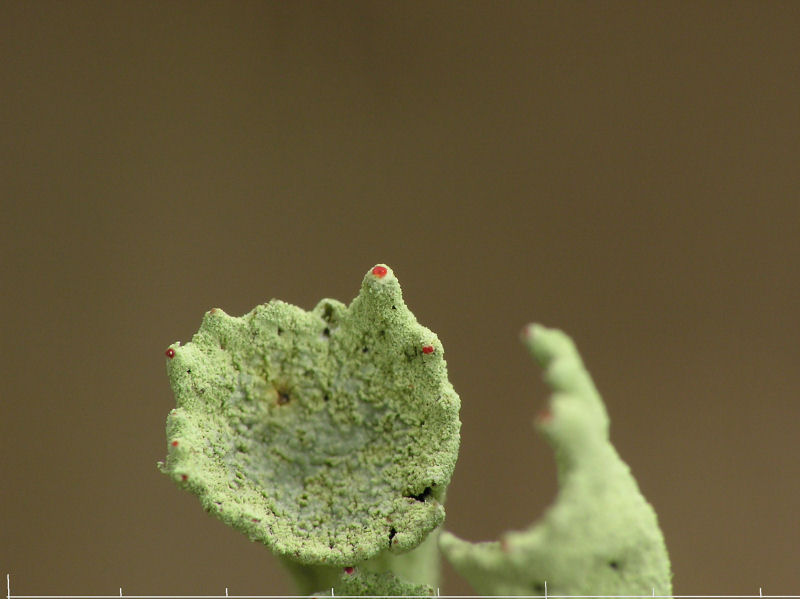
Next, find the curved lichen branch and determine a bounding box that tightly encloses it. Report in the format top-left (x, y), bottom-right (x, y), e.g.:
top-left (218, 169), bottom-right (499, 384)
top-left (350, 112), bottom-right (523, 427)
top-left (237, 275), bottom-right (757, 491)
top-left (159, 265), bottom-right (461, 580)
top-left (439, 324), bottom-right (673, 596)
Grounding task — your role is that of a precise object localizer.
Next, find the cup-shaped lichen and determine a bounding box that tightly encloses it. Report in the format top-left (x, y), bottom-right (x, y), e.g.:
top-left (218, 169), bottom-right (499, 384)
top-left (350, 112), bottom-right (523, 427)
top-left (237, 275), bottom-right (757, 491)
top-left (159, 265), bottom-right (461, 566)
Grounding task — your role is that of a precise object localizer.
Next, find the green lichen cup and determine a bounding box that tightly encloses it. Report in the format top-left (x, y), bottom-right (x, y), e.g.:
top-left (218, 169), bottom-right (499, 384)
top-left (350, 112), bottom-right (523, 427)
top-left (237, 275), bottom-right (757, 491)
top-left (159, 265), bottom-right (461, 569)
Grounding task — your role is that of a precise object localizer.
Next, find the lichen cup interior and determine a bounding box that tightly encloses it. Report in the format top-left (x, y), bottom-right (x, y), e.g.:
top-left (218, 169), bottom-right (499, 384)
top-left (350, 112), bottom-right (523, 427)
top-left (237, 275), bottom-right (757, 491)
top-left (158, 265), bottom-right (461, 566)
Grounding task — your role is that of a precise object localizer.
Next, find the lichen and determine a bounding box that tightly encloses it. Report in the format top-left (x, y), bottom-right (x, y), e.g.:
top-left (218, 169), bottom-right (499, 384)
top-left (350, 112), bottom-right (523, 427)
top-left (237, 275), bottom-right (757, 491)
top-left (159, 267), bottom-right (673, 596)
top-left (159, 265), bottom-right (461, 567)
top-left (439, 324), bottom-right (673, 596)
top-left (313, 569), bottom-right (434, 598)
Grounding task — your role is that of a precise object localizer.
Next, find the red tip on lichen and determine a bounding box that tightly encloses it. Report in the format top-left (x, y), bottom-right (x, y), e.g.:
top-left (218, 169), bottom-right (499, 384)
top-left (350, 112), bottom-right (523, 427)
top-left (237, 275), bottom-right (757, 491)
top-left (344, 566), bottom-right (355, 575)
top-left (165, 348), bottom-right (176, 358)
top-left (181, 474), bottom-right (188, 482)
top-left (371, 265), bottom-right (388, 278)
top-left (171, 440), bottom-right (179, 447)
top-left (422, 345), bottom-right (435, 354)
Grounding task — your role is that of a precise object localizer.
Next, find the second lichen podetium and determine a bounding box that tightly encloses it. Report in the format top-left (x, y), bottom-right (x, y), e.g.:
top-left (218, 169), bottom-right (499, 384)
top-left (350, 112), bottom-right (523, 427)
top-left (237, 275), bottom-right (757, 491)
top-left (159, 265), bottom-right (460, 592)
top-left (439, 325), bottom-right (673, 596)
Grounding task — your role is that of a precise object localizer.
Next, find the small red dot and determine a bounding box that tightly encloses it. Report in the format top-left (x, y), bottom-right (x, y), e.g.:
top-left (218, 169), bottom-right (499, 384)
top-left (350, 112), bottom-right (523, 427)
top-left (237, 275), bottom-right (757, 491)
top-left (181, 474), bottom-right (188, 482)
top-left (165, 348), bottom-right (176, 358)
top-left (171, 440), bottom-right (179, 447)
top-left (344, 567), bottom-right (355, 575)
top-left (422, 345), bottom-right (435, 354)
top-left (372, 265), bottom-right (388, 278)
top-left (252, 518), bottom-right (261, 523)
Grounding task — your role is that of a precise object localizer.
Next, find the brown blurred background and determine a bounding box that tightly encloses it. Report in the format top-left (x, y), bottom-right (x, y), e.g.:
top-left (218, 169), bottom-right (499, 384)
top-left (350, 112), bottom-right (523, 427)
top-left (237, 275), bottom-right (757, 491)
top-left (2, 1), bottom-right (799, 596)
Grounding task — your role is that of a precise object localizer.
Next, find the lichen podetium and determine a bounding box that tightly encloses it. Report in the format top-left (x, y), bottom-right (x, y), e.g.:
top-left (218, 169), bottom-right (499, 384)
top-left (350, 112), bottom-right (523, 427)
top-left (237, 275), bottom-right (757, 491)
top-left (158, 265), bottom-right (460, 591)
top-left (439, 324), bottom-right (673, 596)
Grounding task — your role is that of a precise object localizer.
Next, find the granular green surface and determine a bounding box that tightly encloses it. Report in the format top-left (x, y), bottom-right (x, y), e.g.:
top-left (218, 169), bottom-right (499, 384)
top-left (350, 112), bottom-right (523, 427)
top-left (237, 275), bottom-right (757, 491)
top-left (159, 265), bottom-right (461, 566)
top-left (314, 569), bottom-right (434, 598)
